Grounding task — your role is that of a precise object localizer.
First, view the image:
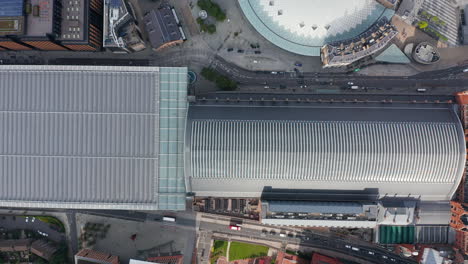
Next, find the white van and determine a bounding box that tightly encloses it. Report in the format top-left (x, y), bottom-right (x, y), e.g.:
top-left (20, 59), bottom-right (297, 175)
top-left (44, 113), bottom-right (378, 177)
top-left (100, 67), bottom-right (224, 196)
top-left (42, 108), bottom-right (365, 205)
top-left (162, 216), bottom-right (176, 222)
top-left (417, 88), bottom-right (426, 92)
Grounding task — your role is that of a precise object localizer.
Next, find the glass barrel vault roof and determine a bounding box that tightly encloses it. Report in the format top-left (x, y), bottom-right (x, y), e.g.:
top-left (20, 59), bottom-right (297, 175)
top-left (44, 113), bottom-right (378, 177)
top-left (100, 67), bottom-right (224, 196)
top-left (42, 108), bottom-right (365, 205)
top-left (238, 0), bottom-right (395, 56)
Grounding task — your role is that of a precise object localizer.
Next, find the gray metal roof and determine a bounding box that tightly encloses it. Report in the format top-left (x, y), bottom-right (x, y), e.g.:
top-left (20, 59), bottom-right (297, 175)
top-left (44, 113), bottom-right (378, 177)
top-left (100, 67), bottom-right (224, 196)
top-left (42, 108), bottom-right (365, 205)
top-left (267, 201), bottom-right (363, 214)
top-left (0, 65), bottom-right (188, 210)
top-left (187, 101), bottom-right (466, 201)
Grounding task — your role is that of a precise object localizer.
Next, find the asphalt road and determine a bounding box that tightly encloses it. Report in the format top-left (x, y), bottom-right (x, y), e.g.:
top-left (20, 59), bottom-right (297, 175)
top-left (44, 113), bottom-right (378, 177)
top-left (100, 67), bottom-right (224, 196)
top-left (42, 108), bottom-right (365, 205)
top-left (211, 56), bottom-right (468, 94)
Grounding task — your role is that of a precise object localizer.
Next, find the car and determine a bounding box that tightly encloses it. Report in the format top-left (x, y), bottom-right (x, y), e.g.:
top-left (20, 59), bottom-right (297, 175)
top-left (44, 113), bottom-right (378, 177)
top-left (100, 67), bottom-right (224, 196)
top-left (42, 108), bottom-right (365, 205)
top-left (264, 86), bottom-right (270, 89)
top-left (270, 71), bottom-right (278, 74)
top-left (270, 230), bottom-right (276, 235)
top-left (304, 237), bottom-right (309, 240)
top-left (287, 233), bottom-right (294, 238)
top-left (294, 62), bottom-right (302, 67)
top-left (390, 259), bottom-right (396, 262)
top-left (227, 48), bottom-right (234, 52)
top-left (382, 255), bottom-right (388, 259)
top-left (463, 68), bottom-right (468, 72)
top-left (254, 51), bottom-right (261, 54)
top-left (229, 225), bottom-right (241, 231)
top-left (31, 217), bottom-right (35, 223)
top-left (279, 233), bottom-right (286, 237)
top-left (368, 251), bottom-right (375, 255)
top-left (345, 245), bottom-right (351, 249)
top-left (25, 217), bottom-right (29, 223)
top-left (417, 88), bottom-right (427, 92)
top-left (351, 247), bottom-right (360, 251)
top-left (347, 82), bottom-right (354, 85)
top-left (237, 49), bottom-right (244, 53)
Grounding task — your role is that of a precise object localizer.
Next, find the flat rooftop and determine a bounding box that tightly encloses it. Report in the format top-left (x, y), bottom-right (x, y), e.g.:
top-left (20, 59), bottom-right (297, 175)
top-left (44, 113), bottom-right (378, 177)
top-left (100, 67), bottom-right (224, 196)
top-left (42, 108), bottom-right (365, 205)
top-left (0, 0), bottom-right (24, 17)
top-left (0, 17), bottom-right (24, 35)
top-left (0, 65), bottom-right (188, 211)
top-left (24, 0), bottom-right (55, 37)
top-left (59, 0), bottom-right (84, 41)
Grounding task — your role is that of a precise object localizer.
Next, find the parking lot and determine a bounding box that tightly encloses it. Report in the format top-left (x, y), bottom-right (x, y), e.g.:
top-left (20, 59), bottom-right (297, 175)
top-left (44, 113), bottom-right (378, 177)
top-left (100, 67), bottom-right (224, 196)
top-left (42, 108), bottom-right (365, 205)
top-left (75, 213), bottom-right (196, 263)
top-left (0, 214), bottom-right (65, 243)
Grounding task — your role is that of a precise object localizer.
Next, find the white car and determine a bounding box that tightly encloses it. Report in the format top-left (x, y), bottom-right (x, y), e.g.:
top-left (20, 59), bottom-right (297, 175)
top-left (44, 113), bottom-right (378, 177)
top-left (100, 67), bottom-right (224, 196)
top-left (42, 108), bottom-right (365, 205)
top-left (347, 82), bottom-right (354, 85)
top-left (345, 245), bottom-right (351, 249)
top-left (25, 217), bottom-right (29, 223)
top-left (463, 68), bottom-right (468, 73)
top-left (229, 225), bottom-right (241, 231)
top-left (279, 233), bottom-right (286, 237)
top-left (368, 251), bottom-right (375, 255)
top-left (31, 217), bottom-right (35, 223)
top-left (351, 247), bottom-right (360, 251)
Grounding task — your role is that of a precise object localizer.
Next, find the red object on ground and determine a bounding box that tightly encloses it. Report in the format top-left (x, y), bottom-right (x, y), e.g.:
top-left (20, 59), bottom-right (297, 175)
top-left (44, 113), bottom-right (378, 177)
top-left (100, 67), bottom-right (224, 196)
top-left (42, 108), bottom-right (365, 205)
top-left (311, 253), bottom-right (342, 264)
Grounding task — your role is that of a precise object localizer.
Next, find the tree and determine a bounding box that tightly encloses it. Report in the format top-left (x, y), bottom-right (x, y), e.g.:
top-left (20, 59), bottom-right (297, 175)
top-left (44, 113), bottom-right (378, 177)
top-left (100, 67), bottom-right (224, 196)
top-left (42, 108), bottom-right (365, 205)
top-left (417, 21), bottom-right (428, 29)
top-left (49, 243), bottom-right (68, 264)
top-left (206, 24), bottom-right (216, 34)
top-left (197, 0), bottom-right (226, 21)
top-left (200, 68), bottom-right (237, 91)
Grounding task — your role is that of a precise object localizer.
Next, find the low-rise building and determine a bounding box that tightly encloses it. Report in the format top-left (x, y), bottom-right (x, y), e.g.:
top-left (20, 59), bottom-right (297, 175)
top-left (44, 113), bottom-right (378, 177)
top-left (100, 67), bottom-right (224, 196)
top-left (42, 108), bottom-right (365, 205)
top-left (75, 249), bottom-right (119, 264)
top-left (30, 240), bottom-right (58, 261)
top-left (143, 5), bottom-right (185, 51)
top-left (103, 0), bottom-right (145, 53)
top-left (321, 17), bottom-right (398, 68)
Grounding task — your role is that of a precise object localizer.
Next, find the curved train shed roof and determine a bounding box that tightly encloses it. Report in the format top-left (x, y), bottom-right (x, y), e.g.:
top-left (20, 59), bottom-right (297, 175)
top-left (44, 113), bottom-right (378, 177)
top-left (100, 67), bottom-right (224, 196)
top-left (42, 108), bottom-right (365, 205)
top-left (186, 101), bottom-right (466, 201)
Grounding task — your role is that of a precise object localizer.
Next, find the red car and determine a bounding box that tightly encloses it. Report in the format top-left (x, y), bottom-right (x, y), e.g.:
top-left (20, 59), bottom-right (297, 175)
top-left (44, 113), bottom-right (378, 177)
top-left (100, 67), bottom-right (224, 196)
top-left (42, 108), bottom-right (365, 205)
top-left (229, 225), bottom-right (241, 231)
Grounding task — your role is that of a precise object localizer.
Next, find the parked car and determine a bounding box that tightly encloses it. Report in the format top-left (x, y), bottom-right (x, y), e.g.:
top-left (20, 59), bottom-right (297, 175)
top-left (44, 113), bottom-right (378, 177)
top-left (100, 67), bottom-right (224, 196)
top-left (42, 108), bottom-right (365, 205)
top-left (227, 48), bottom-right (234, 52)
top-left (229, 225), bottom-right (241, 231)
top-left (237, 49), bottom-right (244, 53)
top-left (463, 68), bottom-right (468, 72)
top-left (294, 62), bottom-right (302, 67)
top-left (254, 50), bottom-right (261, 54)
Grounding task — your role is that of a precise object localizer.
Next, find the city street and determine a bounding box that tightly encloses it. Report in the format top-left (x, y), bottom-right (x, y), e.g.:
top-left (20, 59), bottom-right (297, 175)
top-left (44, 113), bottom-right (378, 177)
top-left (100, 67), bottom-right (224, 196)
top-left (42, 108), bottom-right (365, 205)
top-left (197, 214), bottom-right (417, 264)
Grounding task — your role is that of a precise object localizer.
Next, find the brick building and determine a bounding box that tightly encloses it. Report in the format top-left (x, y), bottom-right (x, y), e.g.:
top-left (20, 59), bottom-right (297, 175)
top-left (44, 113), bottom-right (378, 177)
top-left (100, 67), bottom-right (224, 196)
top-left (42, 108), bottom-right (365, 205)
top-left (0, 0), bottom-right (102, 51)
top-left (74, 248), bottom-right (119, 264)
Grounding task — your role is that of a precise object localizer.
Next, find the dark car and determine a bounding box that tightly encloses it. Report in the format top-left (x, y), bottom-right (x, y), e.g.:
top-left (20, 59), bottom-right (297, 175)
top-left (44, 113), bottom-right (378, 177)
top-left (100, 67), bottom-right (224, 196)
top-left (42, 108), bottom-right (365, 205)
top-left (227, 48), bottom-right (234, 52)
top-left (237, 49), bottom-right (244, 53)
top-left (254, 50), bottom-right (261, 54)
top-left (294, 62), bottom-right (302, 67)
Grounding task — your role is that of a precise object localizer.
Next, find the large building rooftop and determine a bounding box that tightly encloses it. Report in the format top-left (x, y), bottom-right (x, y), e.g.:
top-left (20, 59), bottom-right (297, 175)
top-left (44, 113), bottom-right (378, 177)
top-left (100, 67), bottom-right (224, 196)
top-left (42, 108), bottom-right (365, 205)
top-left (186, 99), bottom-right (466, 200)
top-left (239, 0), bottom-right (395, 56)
top-left (0, 65), bottom-right (188, 210)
